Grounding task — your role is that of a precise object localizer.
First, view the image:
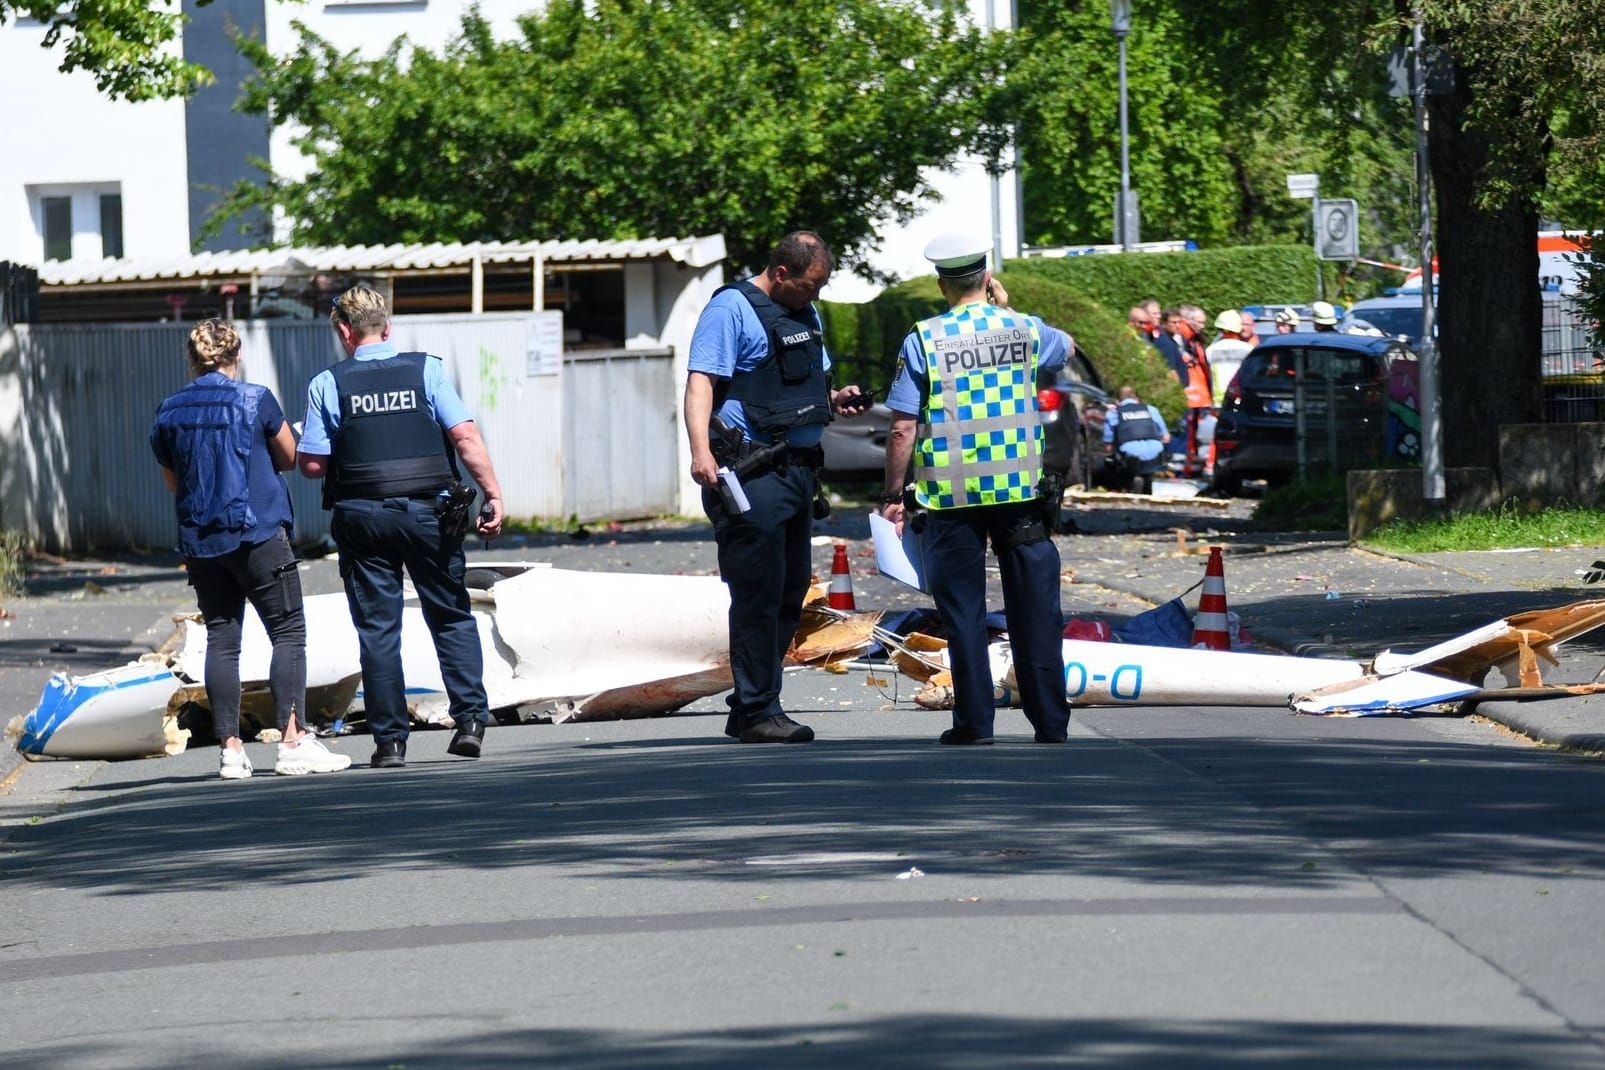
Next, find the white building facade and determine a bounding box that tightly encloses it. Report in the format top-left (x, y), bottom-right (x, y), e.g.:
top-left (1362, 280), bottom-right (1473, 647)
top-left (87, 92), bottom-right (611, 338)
top-left (0, 0), bottom-right (1019, 297)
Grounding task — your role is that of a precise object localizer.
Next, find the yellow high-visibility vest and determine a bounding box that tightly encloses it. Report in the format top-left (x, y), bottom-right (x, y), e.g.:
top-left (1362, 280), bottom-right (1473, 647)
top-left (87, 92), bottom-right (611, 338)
top-left (912, 302), bottom-right (1044, 510)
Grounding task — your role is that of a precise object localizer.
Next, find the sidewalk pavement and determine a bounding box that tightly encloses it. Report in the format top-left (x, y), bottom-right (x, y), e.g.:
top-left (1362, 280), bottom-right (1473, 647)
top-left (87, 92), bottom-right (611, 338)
top-left (1054, 516), bottom-right (1605, 754)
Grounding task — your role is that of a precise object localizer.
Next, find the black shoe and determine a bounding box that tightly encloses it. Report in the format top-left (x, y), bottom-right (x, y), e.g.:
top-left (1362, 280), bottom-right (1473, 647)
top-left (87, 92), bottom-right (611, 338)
top-left (447, 719), bottom-right (485, 759)
top-left (1033, 732), bottom-right (1068, 744)
top-left (723, 714), bottom-right (740, 739)
top-left (739, 714), bottom-right (815, 743)
top-left (370, 739), bottom-right (407, 768)
top-left (939, 726), bottom-right (994, 746)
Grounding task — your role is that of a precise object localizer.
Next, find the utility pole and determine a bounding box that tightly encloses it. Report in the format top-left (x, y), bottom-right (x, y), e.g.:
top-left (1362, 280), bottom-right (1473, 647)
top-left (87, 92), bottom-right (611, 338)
top-left (1111, 0), bottom-right (1138, 250)
top-left (1413, 14), bottom-right (1445, 511)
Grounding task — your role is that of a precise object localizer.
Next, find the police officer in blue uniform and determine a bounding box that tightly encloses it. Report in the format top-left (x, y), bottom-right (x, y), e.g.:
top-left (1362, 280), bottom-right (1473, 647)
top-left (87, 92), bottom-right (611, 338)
top-left (1104, 385), bottom-right (1171, 494)
top-left (878, 236), bottom-right (1072, 745)
top-left (685, 231), bottom-right (872, 742)
top-left (298, 285), bottom-right (505, 768)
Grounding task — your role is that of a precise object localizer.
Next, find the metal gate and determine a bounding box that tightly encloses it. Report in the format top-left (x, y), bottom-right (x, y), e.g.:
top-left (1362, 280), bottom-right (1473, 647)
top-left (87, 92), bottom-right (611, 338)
top-left (0, 319), bottom-right (679, 552)
top-left (562, 348), bottom-right (678, 521)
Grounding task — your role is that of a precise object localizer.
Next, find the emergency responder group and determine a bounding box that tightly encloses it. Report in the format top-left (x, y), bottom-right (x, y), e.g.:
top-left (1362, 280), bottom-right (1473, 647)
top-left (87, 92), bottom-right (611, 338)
top-left (154, 231), bottom-right (1079, 778)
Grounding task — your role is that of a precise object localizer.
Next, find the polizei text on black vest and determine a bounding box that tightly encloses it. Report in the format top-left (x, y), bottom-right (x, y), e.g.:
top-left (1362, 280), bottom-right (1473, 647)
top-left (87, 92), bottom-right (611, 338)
top-left (347, 389), bottom-right (421, 416)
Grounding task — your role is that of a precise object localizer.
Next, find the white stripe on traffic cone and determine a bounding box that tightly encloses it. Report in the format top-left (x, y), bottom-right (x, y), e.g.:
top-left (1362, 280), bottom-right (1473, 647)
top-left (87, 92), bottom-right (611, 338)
top-left (828, 541), bottom-right (856, 611)
top-left (1192, 545), bottom-right (1230, 650)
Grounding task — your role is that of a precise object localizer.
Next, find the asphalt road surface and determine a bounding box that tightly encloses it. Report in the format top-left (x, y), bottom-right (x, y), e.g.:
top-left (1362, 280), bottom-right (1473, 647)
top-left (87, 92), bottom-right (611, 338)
top-left (2, 498), bottom-right (1603, 1067)
top-left (2, 687), bottom-right (1601, 1068)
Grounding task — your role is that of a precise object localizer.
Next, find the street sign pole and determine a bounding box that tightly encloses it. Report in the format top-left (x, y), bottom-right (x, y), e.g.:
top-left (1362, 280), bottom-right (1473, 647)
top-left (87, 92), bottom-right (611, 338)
top-left (1313, 189), bottom-right (1324, 301)
top-left (1287, 173), bottom-right (1322, 300)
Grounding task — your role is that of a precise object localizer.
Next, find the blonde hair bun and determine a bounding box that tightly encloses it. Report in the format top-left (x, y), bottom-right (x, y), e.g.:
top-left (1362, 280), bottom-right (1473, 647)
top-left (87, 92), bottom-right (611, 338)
top-left (188, 319), bottom-right (241, 372)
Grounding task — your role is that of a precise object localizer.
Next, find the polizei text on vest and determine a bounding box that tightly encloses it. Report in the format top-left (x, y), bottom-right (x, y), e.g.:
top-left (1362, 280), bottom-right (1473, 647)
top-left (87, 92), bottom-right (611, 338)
top-left (934, 328), bottom-right (1032, 375)
top-left (347, 389), bottom-right (421, 416)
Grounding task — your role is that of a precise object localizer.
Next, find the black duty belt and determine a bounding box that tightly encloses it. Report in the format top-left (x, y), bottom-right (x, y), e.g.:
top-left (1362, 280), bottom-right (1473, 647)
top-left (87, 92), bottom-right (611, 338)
top-left (337, 489), bottom-right (445, 503)
top-left (785, 445), bottom-right (825, 468)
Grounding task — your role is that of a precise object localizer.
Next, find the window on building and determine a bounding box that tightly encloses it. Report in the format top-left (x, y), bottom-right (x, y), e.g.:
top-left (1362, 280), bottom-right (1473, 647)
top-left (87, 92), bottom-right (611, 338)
top-left (99, 194), bottom-right (124, 259)
top-left (42, 197), bottom-right (72, 261)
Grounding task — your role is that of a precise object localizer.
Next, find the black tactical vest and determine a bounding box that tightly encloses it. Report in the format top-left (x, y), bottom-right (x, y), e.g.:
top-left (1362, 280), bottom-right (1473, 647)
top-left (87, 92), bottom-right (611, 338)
top-left (1114, 398), bottom-right (1161, 446)
top-left (327, 352), bottom-right (455, 503)
top-left (719, 280), bottom-right (832, 436)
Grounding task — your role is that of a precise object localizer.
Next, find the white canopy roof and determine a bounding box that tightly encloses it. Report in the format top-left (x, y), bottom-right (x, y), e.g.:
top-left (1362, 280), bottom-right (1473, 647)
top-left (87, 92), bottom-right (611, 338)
top-left (39, 236), bottom-right (727, 287)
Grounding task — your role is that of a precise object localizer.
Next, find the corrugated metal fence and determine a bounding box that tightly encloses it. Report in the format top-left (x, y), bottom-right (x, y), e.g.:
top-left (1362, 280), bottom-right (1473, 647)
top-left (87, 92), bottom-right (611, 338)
top-left (0, 314), bottom-right (678, 552)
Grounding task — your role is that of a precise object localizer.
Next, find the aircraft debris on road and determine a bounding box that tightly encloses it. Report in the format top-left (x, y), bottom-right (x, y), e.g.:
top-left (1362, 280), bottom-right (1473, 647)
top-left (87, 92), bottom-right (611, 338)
top-left (9, 564), bottom-right (1605, 760)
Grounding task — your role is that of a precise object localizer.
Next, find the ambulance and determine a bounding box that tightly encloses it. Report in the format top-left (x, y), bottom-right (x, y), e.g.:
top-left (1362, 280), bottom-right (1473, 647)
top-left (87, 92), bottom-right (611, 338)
top-left (1397, 230), bottom-right (1586, 296)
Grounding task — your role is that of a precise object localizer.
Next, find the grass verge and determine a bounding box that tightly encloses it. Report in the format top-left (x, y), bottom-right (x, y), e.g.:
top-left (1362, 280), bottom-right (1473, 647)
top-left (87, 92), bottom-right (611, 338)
top-left (1362, 502), bottom-right (1605, 553)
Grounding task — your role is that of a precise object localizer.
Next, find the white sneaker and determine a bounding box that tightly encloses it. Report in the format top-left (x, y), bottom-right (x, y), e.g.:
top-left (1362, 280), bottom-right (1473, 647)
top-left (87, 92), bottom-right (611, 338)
top-left (219, 746), bottom-right (253, 780)
top-left (275, 735), bottom-right (352, 776)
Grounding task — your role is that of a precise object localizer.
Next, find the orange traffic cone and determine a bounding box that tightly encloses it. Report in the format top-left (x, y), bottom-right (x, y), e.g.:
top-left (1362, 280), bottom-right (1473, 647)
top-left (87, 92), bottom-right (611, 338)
top-left (1191, 546), bottom-right (1230, 650)
top-left (828, 541), bottom-right (857, 611)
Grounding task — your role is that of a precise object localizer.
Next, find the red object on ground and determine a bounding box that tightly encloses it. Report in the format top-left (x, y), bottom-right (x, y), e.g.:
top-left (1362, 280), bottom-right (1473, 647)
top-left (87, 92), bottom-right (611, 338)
top-left (1063, 618), bottom-right (1114, 642)
top-left (828, 542), bottom-right (856, 611)
top-left (1192, 546), bottom-right (1231, 650)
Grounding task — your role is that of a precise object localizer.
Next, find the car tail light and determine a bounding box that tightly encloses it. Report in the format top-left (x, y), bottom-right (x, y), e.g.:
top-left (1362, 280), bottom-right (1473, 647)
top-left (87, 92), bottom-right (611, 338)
top-left (1215, 435), bottom-right (1239, 456)
top-left (1036, 389), bottom-right (1061, 412)
top-left (1224, 377), bottom-right (1243, 406)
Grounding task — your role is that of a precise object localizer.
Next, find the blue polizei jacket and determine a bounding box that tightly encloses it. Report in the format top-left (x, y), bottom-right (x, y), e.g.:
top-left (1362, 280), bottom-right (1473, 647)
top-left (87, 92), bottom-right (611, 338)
top-left (150, 373), bottom-right (278, 558)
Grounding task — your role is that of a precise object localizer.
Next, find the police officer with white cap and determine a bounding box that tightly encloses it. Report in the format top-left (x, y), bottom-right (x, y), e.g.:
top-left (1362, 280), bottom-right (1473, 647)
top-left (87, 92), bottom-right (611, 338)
top-left (878, 236), bottom-right (1073, 745)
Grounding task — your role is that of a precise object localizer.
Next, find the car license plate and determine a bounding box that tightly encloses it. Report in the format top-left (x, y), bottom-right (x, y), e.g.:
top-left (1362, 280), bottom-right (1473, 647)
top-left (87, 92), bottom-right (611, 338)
top-left (1267, 398), bottom-right (1295, 415)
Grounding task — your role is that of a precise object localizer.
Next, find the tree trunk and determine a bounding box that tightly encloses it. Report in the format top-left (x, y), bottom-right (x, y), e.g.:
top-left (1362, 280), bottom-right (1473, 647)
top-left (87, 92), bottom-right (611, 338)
top-left (1427, 67), bottom-right (1543, 472)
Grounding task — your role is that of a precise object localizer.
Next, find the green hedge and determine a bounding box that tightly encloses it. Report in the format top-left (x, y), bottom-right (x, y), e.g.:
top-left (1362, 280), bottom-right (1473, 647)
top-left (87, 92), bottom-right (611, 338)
top-left (820, 272), bottom-right (1186, 422)
top-left (1008, 244), bottom-right (1323, 317)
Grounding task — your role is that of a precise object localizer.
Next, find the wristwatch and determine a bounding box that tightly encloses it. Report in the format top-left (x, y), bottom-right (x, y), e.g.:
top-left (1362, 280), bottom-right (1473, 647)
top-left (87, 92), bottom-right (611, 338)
top-left (881, 493), bottom-right (904, 506)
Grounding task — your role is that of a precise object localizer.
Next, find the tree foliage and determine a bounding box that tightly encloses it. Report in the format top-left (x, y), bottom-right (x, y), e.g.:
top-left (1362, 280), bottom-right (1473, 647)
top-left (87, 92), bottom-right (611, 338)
top-left (1012, 0), bottom-right (1418, 272)
top-left (0, 0), bottom-right (215, 101)
top-left (1015, 0), bottom-right (1605, 470)
top-left (214, 0), bottom-right (1011, 276)
top-left (1008, 5), bottom-right (1237, 248)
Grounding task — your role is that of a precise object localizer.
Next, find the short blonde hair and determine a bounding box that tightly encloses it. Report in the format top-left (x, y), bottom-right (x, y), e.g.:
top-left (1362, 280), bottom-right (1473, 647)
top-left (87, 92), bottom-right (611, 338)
top-left (187, 318), bottom-right (241, 374)
top-left (330, 284), bottom-right (390, 337)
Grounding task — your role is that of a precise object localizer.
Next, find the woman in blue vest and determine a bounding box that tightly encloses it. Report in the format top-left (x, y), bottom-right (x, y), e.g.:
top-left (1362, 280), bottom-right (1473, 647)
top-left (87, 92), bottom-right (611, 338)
top-left (150, 319), bottom-right (351, 780)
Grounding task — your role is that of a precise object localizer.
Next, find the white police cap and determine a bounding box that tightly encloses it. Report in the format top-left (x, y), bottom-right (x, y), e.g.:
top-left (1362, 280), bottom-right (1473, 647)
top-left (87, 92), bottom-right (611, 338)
top-left (924, 234), bottom-right (990, 278)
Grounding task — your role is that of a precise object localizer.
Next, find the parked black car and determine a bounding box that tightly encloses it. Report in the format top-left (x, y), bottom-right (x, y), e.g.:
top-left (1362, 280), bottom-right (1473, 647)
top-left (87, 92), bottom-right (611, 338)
top-left (820, 402), bottom-right (895, 478)
top-left (1038, 343), bottom-right (1110, 490)
top-left (1211, 333), bottom-right (1409, 496)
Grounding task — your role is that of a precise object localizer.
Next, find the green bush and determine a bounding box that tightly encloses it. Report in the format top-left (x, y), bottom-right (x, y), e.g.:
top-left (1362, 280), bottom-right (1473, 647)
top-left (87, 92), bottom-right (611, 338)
top-left (821, 273), bottom-right (1186, 422)
top-left (1254, 475), bottom-right (1348, 531)
top-left (1008, 244), bottom-right (1322, 317)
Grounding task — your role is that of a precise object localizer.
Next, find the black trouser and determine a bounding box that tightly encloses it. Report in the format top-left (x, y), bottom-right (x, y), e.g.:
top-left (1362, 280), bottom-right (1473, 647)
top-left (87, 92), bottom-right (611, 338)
top-left (187, 529), bottom-right (306, 741)
top-left (330, 496), bottom-right (489, 745)
top-left (921, 500), bottom-right (1071, 740)
top-left (703, 463), bottom-right (815, 729)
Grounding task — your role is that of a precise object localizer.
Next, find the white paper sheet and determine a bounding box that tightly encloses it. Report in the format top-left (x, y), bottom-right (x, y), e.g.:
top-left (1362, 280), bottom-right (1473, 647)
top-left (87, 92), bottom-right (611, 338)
top-left (869, 511), bottom-right (926, 592)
